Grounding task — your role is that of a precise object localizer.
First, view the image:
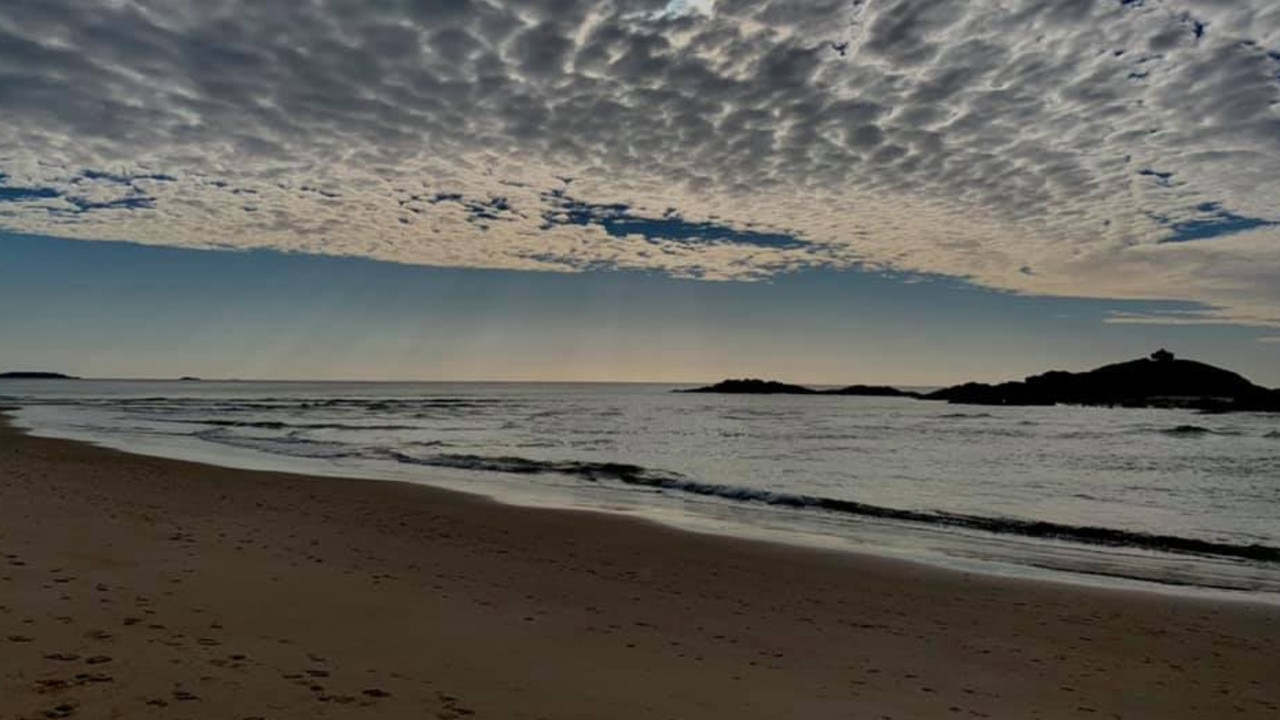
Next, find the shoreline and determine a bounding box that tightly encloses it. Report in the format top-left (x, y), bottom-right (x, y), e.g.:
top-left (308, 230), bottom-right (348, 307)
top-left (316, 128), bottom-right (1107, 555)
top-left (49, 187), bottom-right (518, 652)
top-left (3, 414), bottom-right (1280, 718)
top-left (10, 403), bottom-right (1280, 603)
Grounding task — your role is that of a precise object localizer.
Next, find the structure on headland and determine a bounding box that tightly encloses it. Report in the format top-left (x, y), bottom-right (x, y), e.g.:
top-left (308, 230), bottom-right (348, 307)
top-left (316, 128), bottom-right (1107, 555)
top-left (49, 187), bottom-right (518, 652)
top-left (682, 352), bottom-right (1280, 412)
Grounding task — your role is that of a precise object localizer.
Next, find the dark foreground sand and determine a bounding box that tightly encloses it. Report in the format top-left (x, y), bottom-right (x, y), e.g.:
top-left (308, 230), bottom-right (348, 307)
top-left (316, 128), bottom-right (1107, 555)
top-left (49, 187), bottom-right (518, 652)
top-left (2, 415), bottom-right (1278, 720)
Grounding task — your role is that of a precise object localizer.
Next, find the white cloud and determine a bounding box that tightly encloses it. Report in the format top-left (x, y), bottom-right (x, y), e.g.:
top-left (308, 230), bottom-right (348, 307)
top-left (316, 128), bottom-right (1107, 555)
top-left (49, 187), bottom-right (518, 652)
top-left (0, 0), bottom-right (1278, 322)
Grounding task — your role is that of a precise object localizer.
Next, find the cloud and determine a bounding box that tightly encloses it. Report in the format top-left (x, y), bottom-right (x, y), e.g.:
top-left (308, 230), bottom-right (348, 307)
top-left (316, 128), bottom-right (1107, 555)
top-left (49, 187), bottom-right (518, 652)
top-left (0, 0), bottom-right (1278, 321)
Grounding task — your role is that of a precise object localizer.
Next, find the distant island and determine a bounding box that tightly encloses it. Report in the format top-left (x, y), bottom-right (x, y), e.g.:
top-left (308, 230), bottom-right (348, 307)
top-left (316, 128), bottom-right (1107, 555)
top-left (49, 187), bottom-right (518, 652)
top-left (0, 372), bottom-right (79, 380)
top-left (686, 379), bottom-right (820, 395)
top-left (683, 350), bottom-right (1280, 412)
top-left (826, 384), bottom-right (921, 398)
top-left (684, 379), bottom-right (920, 398)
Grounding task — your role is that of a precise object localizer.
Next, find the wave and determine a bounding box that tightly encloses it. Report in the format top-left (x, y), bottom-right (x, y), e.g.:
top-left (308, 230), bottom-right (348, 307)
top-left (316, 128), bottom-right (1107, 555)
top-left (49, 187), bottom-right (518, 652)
top-left (386, 453), bottom-right (1280, 564)
top-left (1157, 425), bottom-right (1246, 437)
top-left (44, 396), bottom-right (512, 413)
top-left (300, 398), bottom-right (514, 411)
top-left (177, 419), bottom-right (423, 431)
top-left (1163, 425), bottom-right (1214, 435)
top-left (384, 452), bottom-right (663, 483)
top-left (192, 429), bottom-right (367, 459)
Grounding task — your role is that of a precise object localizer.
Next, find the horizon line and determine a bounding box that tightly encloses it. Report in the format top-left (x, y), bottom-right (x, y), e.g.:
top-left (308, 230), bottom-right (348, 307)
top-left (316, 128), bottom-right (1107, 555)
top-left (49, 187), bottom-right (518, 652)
top-left (0, 375), bottom-right (948, 389)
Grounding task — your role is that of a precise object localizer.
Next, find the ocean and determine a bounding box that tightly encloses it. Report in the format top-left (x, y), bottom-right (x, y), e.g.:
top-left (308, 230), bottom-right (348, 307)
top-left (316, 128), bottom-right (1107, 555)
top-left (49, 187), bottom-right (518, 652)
top-left (5, 379), bottom-right (1279, 600)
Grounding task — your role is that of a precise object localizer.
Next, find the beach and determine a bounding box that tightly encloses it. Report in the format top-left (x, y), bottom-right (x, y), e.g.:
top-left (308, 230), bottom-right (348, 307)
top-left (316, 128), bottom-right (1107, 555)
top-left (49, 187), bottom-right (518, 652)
top-left (2, 413), bottom-right (1278, 720)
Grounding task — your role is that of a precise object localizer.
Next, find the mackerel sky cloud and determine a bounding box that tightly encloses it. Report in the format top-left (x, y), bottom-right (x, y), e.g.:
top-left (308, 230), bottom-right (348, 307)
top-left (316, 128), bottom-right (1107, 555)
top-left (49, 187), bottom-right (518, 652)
top-left (1, 0), bottom-right (1279, 324)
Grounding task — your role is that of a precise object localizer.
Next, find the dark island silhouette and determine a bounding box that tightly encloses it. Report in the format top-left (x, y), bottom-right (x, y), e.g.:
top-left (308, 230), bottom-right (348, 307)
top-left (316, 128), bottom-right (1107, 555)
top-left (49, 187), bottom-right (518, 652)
top-left (686, 379), bottom-right (820, 395)
top-left (683, 350), bottom-right (1280, 412)
top-left (0, 371), bottom-right (79, 380)
top-left (827, 384), bottom-right (921, 398)
top-left (684, 379), bottom-right (919, 397)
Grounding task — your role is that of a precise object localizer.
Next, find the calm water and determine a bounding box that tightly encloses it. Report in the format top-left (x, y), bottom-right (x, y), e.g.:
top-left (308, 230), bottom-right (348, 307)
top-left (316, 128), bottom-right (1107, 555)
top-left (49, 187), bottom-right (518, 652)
top-left (5, 379), bottom-right (1280, 598)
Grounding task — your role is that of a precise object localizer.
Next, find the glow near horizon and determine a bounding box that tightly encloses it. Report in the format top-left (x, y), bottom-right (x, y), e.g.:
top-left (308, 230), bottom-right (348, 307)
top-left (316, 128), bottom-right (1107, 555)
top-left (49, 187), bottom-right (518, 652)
top-left (2, 233), bottom-right (1278, 386)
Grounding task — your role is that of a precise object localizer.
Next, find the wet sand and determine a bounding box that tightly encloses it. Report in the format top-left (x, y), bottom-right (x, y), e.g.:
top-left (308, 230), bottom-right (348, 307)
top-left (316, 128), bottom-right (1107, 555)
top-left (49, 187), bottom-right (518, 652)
top-left (2, 413), bottom-right (1278, 719)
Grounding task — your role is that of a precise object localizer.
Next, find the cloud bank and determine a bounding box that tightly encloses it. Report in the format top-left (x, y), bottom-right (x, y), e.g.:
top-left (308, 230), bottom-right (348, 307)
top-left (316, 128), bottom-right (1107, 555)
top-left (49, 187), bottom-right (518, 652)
top-left (0, 0), bottom-right (1278, 322)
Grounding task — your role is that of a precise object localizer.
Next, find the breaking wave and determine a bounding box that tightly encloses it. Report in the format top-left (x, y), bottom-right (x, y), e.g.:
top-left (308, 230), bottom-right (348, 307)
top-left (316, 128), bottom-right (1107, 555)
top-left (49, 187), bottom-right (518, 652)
top-left (178, 419), bottom-right (423, 431)
top-left (1162, 425), bottom-right (1215, 436)
top-left (383, 453), bottom-right (1280, 564)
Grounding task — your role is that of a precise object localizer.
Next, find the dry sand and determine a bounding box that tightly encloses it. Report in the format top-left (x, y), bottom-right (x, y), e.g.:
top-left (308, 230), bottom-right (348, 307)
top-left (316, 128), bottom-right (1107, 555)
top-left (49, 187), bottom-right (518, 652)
top-left (2, 413), bottom-right (1278, 719)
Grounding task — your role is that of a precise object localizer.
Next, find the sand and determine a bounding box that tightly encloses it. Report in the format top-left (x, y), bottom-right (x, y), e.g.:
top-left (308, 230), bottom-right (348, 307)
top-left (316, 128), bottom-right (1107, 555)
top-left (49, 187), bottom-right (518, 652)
top-left (2, 413), bottom-right (1278, 720)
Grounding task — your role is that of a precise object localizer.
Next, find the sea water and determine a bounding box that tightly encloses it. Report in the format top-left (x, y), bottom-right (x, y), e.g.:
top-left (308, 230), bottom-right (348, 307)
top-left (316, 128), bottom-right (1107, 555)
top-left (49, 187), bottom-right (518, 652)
top-left (5, 379), bottom-right (1279, 599)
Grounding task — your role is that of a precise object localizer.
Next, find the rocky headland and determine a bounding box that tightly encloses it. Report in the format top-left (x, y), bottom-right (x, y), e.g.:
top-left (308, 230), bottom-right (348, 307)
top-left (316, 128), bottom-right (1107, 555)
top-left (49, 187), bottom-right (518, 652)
top-left (683, 351), bottom-right (1280, 412)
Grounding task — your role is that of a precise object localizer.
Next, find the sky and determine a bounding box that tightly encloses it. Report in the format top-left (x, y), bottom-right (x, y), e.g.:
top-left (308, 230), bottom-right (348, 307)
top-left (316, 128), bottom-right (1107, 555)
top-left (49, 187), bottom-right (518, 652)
top-left (1, 0), bottom-right (1278, 385)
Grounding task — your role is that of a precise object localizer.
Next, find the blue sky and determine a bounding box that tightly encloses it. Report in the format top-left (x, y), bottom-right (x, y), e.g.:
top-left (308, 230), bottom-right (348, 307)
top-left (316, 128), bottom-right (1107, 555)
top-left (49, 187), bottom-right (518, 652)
top-left (3, 232), bottom-right (1276, 385)
top-left (1, 1), bottom-right (1278, 384)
